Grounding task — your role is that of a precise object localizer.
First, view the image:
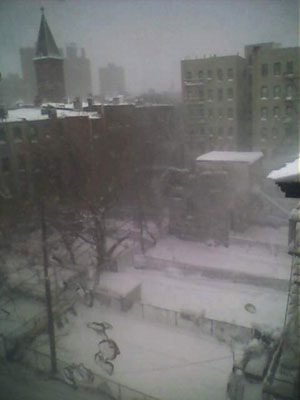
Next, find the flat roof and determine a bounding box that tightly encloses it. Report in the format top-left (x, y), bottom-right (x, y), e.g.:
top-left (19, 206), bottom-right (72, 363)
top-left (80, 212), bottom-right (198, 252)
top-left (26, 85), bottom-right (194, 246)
top-left (196, 151), bottom-right (263, 164)
top-left (2, 107), bottom-right (99, 123)
top-left (268, 158), bottom-right (299, 182)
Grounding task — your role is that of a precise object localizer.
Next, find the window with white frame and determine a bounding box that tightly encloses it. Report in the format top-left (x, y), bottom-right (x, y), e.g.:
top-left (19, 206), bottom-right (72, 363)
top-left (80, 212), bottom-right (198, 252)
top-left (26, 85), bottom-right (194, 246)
top-left (260, 86), bottom-right (268, 99)
top-left (261, 107), bottom-right (268, 119)
top-left (273, 85), bottom-right (281, 98)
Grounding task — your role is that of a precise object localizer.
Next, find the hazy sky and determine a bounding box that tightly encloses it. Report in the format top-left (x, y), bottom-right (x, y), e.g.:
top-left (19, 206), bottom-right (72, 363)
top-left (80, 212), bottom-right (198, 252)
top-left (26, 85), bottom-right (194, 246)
top-left (0, 0), bottom-right (298, 94)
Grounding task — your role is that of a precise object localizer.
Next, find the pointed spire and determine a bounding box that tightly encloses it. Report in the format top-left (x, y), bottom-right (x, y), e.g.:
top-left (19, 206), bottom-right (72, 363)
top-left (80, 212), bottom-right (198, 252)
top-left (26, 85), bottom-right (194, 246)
top-left (35, 8), bottom-right (62, 59)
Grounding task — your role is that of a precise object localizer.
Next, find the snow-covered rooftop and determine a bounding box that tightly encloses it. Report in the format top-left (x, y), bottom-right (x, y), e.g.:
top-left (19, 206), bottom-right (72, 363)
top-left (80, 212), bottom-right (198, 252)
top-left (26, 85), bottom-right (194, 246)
top-left (4, 107), bottom-right (99, 123)
top-left (267, 158), bottom-right (299, 182)
top-left (196, 151), bottom-right (263, 164)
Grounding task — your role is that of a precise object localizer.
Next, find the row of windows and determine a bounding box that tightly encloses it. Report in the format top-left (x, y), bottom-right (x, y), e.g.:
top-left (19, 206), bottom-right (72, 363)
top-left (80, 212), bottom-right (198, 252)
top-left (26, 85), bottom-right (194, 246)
top-left (186, 87), bottom-right (234, 100)
top-left (260, 127), bottom-right (280, 140)
top-left (261, 61), bottom-right (294, 77)
top-left (188, 105), bottom-right (234, 119)
top-left (261, 105), bottom-right (293, 119)
top-left (1, 155), bottom-right (26, 173)
top-left (260, 84), bottom-right (293, 99)
top-left (190, 126), bottom-right (235, 137)
top-left (185, 68), bottom-right (234, 81)
top-left (0, 127), bottom-right (39, 145)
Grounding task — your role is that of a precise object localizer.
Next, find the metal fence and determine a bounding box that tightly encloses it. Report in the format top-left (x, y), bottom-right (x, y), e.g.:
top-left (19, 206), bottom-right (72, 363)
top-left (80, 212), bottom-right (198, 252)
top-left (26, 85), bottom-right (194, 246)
top-left (130, 302), bottom-right (253, 344)
top-left (21, 347), bottom-right (160, 400)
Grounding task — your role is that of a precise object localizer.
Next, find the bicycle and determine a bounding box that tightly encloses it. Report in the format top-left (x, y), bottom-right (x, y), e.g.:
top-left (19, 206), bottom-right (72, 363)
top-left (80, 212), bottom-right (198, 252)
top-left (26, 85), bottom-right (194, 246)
top-left (62, 362), bottom-right (94, 389)
top-left (87, 321), bottom-right (113, 338)
top-left (94, 338), bottom-right (120, 375)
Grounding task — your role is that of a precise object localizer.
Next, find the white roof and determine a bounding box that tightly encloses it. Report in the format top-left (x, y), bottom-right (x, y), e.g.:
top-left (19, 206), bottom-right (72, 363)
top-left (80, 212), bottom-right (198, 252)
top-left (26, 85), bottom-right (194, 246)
top-left (197, 151), bottom-right (263, 164)
top-left (3, 107), bottom-right (99, 123)
top-left (267, 158), bottom-right (299, 182)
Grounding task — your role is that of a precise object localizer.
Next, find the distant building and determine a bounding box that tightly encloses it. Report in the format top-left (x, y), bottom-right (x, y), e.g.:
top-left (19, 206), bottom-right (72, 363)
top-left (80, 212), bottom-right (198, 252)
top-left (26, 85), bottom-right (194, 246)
top-left (181, 43), bottom-right (299, 167)
top-left (64, 43), bottom-right (92, 101)
top-left (181, 55), bottom-right (251, 161)
top-left (33, 8), bottom-right (66, 103)
top-left (99, 63), bottom-right (126, 99)
top-left (245, 42), bottom-right (299, 163)
top-left (19, 47), bottom-right (37, 104)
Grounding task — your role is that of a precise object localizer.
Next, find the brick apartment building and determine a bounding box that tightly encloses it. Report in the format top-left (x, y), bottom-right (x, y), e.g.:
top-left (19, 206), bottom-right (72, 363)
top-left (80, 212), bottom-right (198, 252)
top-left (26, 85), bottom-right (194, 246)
top-left (181, 55), bottom-right (251, 161)
top-left (181, 43), bottom-right (299, 166)
top-left (245, 43), bottom-right (299, 163)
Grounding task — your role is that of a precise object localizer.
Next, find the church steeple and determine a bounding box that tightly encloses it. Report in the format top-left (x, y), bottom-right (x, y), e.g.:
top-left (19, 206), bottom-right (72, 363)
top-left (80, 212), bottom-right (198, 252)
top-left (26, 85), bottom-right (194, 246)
top-left (33, 8), bottom-right (66, 103)
top-left (35, 7), bottom-right (62, 59)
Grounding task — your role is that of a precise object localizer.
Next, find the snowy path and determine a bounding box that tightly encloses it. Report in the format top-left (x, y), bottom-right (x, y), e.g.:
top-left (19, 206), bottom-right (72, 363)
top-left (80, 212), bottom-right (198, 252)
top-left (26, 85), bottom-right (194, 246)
top-left (34, 303), bottom-right (234, 400)
top-left (144, 236), bottom-right (291, 281)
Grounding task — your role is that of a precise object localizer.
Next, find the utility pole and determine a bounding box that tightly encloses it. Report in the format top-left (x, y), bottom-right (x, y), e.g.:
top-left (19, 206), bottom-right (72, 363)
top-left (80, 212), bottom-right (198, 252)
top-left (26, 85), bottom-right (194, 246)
top-left (40, 196), bottom-right (57, 375)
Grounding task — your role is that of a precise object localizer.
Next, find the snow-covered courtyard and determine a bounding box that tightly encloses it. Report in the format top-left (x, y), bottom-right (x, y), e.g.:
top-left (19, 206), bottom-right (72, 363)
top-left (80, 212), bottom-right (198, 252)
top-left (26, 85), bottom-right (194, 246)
top-left (32, 302), bottom-right (236, 400)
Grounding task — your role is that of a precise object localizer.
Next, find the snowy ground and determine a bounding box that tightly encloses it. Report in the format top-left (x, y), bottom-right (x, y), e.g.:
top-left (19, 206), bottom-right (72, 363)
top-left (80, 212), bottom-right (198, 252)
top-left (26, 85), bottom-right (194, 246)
top-left (32, 302), bottom-right (236, 400)
top-left (119, 269), bottom-right (288, 331)
top-left (143, 234), bottom-right (291, 281)
top-left (0, 295), bottom-right (45, 337)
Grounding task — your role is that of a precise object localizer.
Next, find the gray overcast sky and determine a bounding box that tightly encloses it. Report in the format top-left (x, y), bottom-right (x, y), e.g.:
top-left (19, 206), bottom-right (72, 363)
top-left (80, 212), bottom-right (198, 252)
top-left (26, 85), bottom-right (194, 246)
top-left (0, 0), bottom-right (298, 94)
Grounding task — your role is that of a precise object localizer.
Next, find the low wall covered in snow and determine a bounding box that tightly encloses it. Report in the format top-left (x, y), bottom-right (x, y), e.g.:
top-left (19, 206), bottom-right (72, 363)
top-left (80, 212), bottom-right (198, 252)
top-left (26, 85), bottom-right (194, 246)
top-left (129, 302), bottom-right (253, 344)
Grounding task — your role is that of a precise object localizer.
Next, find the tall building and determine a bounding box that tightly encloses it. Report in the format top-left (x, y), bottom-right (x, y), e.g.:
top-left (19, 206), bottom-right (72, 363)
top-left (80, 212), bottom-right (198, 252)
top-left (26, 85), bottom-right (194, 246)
top-left (64, 43), bottom-right (92, 101)
top-left (181, 43), bottom-right (299, 166)
top-left (20, 47), bottom-right (37, 104)
top-left (181, 55), bottom-right (250, 161)
top-left (33, 8), bottom-right (66, 103)
top-left (245, 42), bottom-right (299, 163)
top-left (99, 63), bottom-right (126, 99)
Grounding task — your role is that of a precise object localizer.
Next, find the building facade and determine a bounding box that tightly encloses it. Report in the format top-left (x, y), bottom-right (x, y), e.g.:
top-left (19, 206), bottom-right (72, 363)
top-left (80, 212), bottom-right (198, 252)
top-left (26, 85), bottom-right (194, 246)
top-left (245, 43), bottom-right (299, 164)
top-left (20, 47), bottom-right (37, 104)
top-left (64, 43), bottom-right (92, 101)
top-left (99, 63), bottom-right (126, 100)
top-left (181, 43), bottom-right (299, 167)
top-left (181, 55), bottom-right (250, 162)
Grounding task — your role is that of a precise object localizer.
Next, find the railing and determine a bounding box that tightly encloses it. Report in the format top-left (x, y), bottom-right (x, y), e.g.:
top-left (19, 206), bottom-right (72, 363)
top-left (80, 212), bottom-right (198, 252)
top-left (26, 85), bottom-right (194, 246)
top-left (21, 347), bottom-right (161, 400)
top-left (130, 302), bottom-right (253, 345)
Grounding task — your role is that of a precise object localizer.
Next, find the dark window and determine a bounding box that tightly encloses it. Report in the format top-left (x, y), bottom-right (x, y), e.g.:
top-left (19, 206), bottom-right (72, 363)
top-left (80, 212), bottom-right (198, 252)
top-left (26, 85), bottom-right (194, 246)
top-left (198, 70), bottom-right (203, 80)
top-left (286, 84), bottom-right (293, 98)
top-left (261, 107), bottom-right (268, 119)
top-left (1, 157), bottom-right (10, 173)
top-left (217, 69), bottom-right (223, 80)
top-left (260, 86), bottom-right (268, 99)
top-left (208, 108), bottom-right (213, 118)
top-left (227, 108), bottom-right (233, 118)
top-left (273, 62), bottom-right (281, 75)
top-left (186, 86), bottom-right (192, 99)
top-left (207, 89), bottom-right (213, 100)
top-left (273, 85), bottom-right (281, 98)
top-left (286, 61), bottom-right (294, 74)
top-left (218, 89), bottom-right (223, 101)
top-left (227, 88), bottom-right (233, 99)
top-left (261, 127), bottom-right (268, 139)
top-left (272, 127), bottom-right (278, 139)
top-left (18, 155), bottom-right (26, 171)
top-left (273, 106), bottom-right (280, 118)
top-left (218, 108), bottom-right (223, 118)
top-left (29, 127), bottom-right (38, 143)
top-left (0, 128), bottom-right (7, 144)
top-left (261, 64), bottom-right (268, 77)
top-left (186, 71), bottom-right (192, 80)
top-left (207, 69), bottom-right (212, 79)
top-left (227, 68), bottom-right (233, 79)
top-left (13, 126), bottom-right (23, 142)
top-left (286, 105), bottom-right (293, 116)
top-left (199, 87), bottom-right (204, 100)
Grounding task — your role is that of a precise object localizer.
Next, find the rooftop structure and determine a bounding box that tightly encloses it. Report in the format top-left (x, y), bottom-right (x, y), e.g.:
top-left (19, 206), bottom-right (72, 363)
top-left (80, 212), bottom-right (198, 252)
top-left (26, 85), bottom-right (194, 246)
top-left (197, 151), bottom-right (263, 164)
